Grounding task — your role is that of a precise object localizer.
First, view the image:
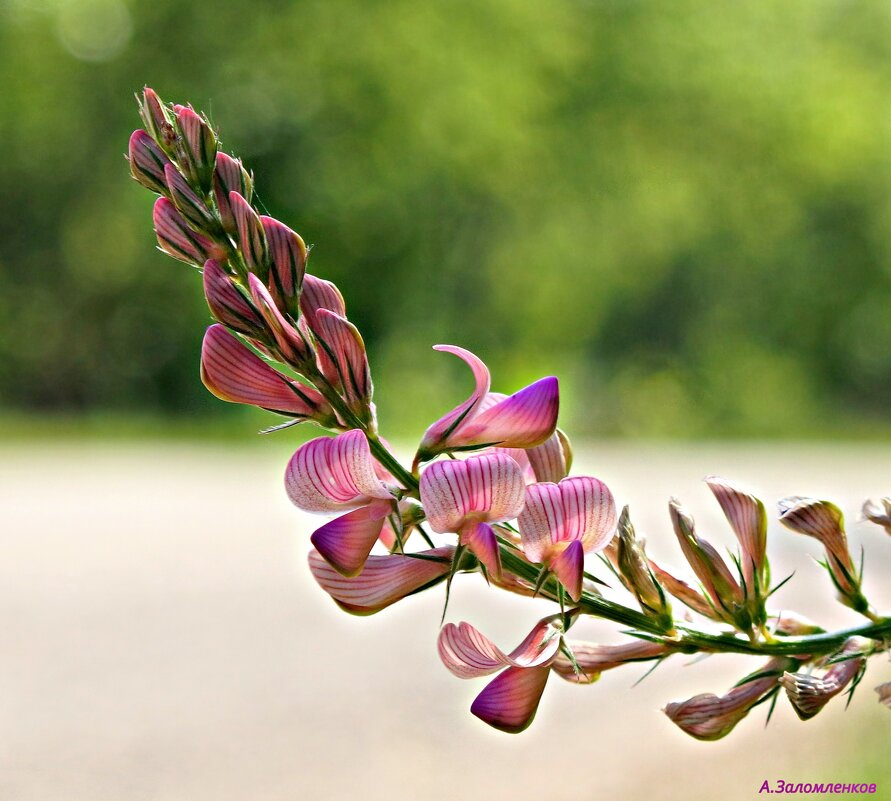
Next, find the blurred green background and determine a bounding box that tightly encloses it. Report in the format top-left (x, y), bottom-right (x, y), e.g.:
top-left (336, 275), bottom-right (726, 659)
top-left (2, 0), bottom-right (891, 440)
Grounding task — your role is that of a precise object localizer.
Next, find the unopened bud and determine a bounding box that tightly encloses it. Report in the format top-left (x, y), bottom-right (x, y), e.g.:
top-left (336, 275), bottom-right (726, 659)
top-left (616, 507), bottom-right (670, 621)
top-left (139, 87), bottom-right (176, 153)
top-left (213, 153), bottom-right (253, 235)
top-left (770, 610), bottom-right (824, 636)
top-left (164, 163), bottom-right (218, 233)
top-left (128, 130), bottom-right (171, 195)
top-left (262, 216), bottom-right (307, 317)
top-left (781, 639), bottom-right (868, 720)
top-left (246, 274), bottom-right (311, 367)
top-left (202, 260), bottom-right (266, 339)
top-left (230, 191), bottom-right (269, 278)
top-left (153, 198), bottom-right (225, 266)
top-left (173, 104), bottom-right (217, 192)
top-left (553, 639), bottom-right (670, 684)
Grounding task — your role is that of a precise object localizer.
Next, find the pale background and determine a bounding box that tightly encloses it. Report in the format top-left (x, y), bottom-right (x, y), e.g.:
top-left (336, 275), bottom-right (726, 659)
top-left (3, 440), bottom-right (887, 800)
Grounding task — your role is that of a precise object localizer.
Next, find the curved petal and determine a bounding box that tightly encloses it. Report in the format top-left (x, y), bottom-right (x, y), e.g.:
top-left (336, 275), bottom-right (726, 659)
top-left (526, 430), bottom-right (570, 484)
top-left (862, 497), bottom-right (891, 535)
top-left (307, 546), bottom-right (454, 615)
top-left (285, 429), bottom-right (392, 514)
top-left (153, 197), bottom-right (222, 265)
top-left (314, 309), bottom-right (372, 407)
top-left (438, 616), bottom-right (562, 679)
top-left (229, 190), bottom-right (268, 273)
top-left (419, 453), bottom-right (525, 533)
top-left (470, 665), bottom-right (551, 734)
top-left (705, 476), bottom-right (767, 585)
top-left (457, 376), bottom-right (559, 449)
top-left (310, 499), bottom-right (392, 577)
top-left (299, 274), bottom-right (346, 330)
top-left (261, 216), bottom-right (306, 306)
top-left (200, 324), bottom-right (327, 417)
top-left (247, 273), bottom-right (309, 365)
top-left (417, 345), bottom-right (491, 457)
top-left (550, 538), bottom-right (584, 601)
top-left (203, 260), bottom-right (264, 337)
top-left (460, 521), bottom-right (501, 580)
top-left (552, 640), bottom-right (670, 684)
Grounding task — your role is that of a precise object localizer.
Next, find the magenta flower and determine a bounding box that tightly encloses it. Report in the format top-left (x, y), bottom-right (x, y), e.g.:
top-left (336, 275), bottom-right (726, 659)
top-left (416, 346), bottom-right (559, 462)
top-left (200, 324), bottom-right (332, 421)
top-left (285, 430), bottom-right (395, 576)
top-left (517, 477), bottom-right (617, 601)
top-left (419, 452), bottom-right (525, 579)
top-left (309, 546), bottom-right (455, 615)
top-left (152, 197), bottom-right (225, 266)
top-left (438, 615), bottom-right (564, 733)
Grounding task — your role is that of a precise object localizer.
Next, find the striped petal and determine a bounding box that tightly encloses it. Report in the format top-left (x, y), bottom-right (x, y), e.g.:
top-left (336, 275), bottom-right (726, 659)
top-left (284, 429), bottom-right (392, 514)
top-left (213, 152), bottom-right (252, 235)
top-left (471, 666), bottom-right (551, 734)
top-left (173, 104), bottom-right (216, 191)
top-left (308, 546), bottom-right (454, 615)
top-left (419, 453), bottom-right (525, 533)
top-left (314, 309), bottom-right (372, 407)
top-left (299, 274), bottom-right (346, 329)
top-left (153, 197), bottom-right (224, 266)
top-left (261, 216), bottom-right (306, 310)
top-left (418, 345), bottom-right (491, 457)
top-left (128, 129), bottom-right (171, 194)
top-left (527, 430), bottom-right (571, 484)
top-left (438, 615), bottom-right (563, 679)
top-left (200, 324), bottom-right (327, 417)
top-left (310, 499), bottom-right (392, 577)
top-left (230, 191), bottom-right (268, 275)
top-left (457, 376), bottom-right (559, 449)
top-left (518, 477), bottom-right (617, 563)
top-left (202, 260), bottom-right (264, 337)
top-left (705, 476), bottom-right (767, 588)
top-left (247, 273), bottom-right (310, 365)
top-left (550, 538), bottom-right (584, 601)
top-left (164, 163), bottom-right (215, 231)
top-left (552, 640), bottom-right (670, 684)
top-left (460, 521), bottom-right (502, 580)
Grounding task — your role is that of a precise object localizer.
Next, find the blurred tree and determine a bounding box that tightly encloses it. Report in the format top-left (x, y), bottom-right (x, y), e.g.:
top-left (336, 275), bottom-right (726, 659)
top-left (1, 0), bottom-right (890, 437)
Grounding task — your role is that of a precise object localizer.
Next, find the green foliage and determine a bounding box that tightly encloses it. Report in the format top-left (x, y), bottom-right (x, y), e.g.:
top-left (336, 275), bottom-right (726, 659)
top-left (2, 0), bottom-right (891, 437)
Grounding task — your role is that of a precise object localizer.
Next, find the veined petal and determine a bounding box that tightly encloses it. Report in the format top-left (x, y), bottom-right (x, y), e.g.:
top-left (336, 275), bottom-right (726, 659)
top-left (438, 615), bottom-right (563, 679)
top-left (164, 163), bottom-right (215, 231)
top-left (247, 273), bottom-right (309, 365)
top-left (418, 345), bottom-right (491, 457)
top-left (128, 129), bottom-right (171, 194)
top-left (550, 538), bottom-right (584, 601)
top-left (261, 216), bottom-right (306, 308)
top-left (200, 324), bottom-right (327, 417)
top-left (470, 665), bottom-right (551, 734)
top-left (229, 190), bottom-right (268, 275)
top-left (526, 430), bottom-right (571, 484)
top-left (457, 376), bottom-right (559, 449)
top-left (705, 475), bottom-right (767, 587)
top-left (153, 197), bottom-right (223, 265)
top-left (518, 477), bottom-right (617, 563)
top-left (311, 499), bottom-right (392, 577)
top-left (308, 546), bottom-right (454, 615)
top-left (285, 429), bottom-right (392, 514)
top-left (460, 521), bottom-right (502, 580)
top-left (552, 640), bottom-right (670, 684)
top-left (314, 309), bottom-right (373, 406)
top-left (202, 260), bottom-right (264, 337)
top-left (213, 152), bottom-right (252, 235)
top-left (419, 453), bottom-right (525, 533)
top-left (299, 274), bottom-right (346, 330)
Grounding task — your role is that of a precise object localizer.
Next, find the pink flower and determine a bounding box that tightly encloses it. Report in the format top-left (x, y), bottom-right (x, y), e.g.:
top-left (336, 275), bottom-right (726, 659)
top-left (286, 430), bottom-right (395, 576)
top-left (260, 216), bottom-right (307, 315)
top-left (781, 638), bottom-right (869, 720)
top-left (438, 615), bottom-right (564, 733)
top-left (416, 346), bottom-right (559, 462)
top-left (517, 477), bottom-right (617, 601)
top-left (419, 453), bottom-right (525, 579)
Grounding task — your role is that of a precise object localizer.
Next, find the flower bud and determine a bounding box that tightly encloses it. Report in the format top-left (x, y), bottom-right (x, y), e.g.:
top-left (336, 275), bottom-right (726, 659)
top-left (770, 610), bottom-right (824, 636)
top-left (876, 682), bottom-right (891, 710)
top-left (164, 163), bottom-right (217, 234)
top-left (664, 658), bottom-right (789, 741)
top-left (128, 130), bottom-right (171, 195)
top-left (230, 191), bottom-right (269, 278)
top-left (153, 198), bottom-right (225, 266)
top-left (552, 639), bottom-right (670, 684)
top-left (173, 104), bottom-right (217, 193)
top-left (261, 216), bottom-right (307, 317)
top-left (780, 639), bottom-right (867, 720)
top-left (202, 260), bottom-right (266, 339)
top-left (139, 87), bottom-right (176, 153)
top-left (246, 274), bottom-right (311, 367)
top-left (862, 497), bottom-right (891, 536)
top-left (615, 507), bottom-right (671, 622)
top-left (213, 153), bottom-right (253, 235)
top-left (648, 559), bottom-right (720, 620)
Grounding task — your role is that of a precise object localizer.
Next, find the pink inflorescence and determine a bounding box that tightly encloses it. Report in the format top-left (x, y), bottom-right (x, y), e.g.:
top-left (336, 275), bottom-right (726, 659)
top-left (128, 88), bottom-right (891, 738)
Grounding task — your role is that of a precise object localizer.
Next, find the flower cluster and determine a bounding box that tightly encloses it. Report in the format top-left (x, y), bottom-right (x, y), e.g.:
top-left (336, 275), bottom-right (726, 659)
top-left (128, 89), bottom-right (891, 738)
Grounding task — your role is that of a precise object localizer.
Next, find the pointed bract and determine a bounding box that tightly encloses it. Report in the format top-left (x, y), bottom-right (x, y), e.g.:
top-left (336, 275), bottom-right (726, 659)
top-left (285, 429), bottom-right (392, 514)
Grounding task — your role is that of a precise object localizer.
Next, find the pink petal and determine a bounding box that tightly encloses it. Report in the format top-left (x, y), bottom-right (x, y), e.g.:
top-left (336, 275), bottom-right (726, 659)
top-left (247, 273), bottom-right (309, 365)
top-left (202, 260), bottom-right (264, 336)
top-left (457, 377), bottom-right (559, 449)
top-left (173, 105), bottom-right (215, 188)
top-left (128, 129), bottom-right (170, 194)
top-left (419, 452), bottom-right (525, 533)
top-left (550, 538), bottom-right (584, 601)
top-left (518, 477), bottom-right (617, 563)
top-left (310, 499), bottom-right (392, 577)
top-left (314, 309), bottom-right (372, 406)
top-left (461, 521), bottom-right (502, 580)
top-left (308, 546), bottom-right (455, 615)
top-left (229, 190), bottom-right (268, 273)
top-left (299, 274), bottom-right (346, 329)
top-left (417, 345), bottom-right (491, 457)
top-left (284, 429), bottom-right (392, 514)
top-left (552, 640), bottom-right (669, 684)
top-left (438, 616), bottom-right (562, 679)
top-left (153, 197), bottom-right (223, 265)
top-left (163, 163), bottom-right (213, 231)
top-left (261, 216), bottom-right (306, 305)
top-left (705, 475), bottom-right (767, 587)
top-left (526, 430), bottom-right (571, 484)
top-left (213, 153), bottom-right (252, 235)
top-left (200, 324), bottom-right (327, 416)
top-left (470, 666), bottom-right (551, 733)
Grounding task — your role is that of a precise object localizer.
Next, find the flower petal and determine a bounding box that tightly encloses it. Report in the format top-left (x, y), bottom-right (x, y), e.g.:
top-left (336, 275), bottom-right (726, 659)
top-left (308, 546), bottom-right (454, 615)
top-left (419, 453), bottom-right (525, 533)
top-left (861, 497), bottom-right (891, 536)
top-left (202, 259), bottom-right (264, 337)
top-left (128, 129), bottom-right (171, 194)
top-left (457, 377), bottom-right (559, 449)
top-left (213, 152), bottom-right (252, 235)
top-left (229, 190), bottom-right (268, 274)
top-left (552, 640), bottom-right (670, 684)
top-left (310, 499), bottom-right (392, 577)
top-left (299, 274), bottom-right (346, 329)
top-left (314, 309), bottom-right (373, 407)
top-left (261, 216), bottom-right (306, 308)
top-left (418, 345), bottom-right (491, 457)
top-left (153, 197), bottom-right (223, 265)
top-left (438, 616), bottom-right (563, 679)
top-left (461, 521), bottom-right (502, 580)
top-left (247, 273), bottom-right (309, 365)
top-left (550, 538), bottom-right (584, 601)
top-left (705, 475), bottom-right (767, 587)
top-left (285, 430), bottom-right (392, 514)
top-left (200, 324), bottom-right (327, 416)
top-left (526, 430), bottom-right (571, 484)
top-left (470, 665), bottom-right (551, 734)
